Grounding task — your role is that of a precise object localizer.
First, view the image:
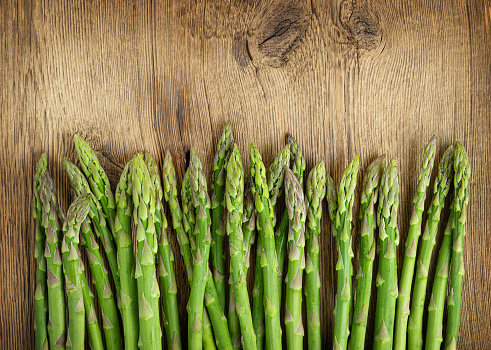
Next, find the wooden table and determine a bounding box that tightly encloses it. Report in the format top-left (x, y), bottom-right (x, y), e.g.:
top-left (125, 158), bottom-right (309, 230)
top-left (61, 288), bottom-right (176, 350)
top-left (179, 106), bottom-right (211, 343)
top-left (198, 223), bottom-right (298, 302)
top-left (2, 0), bottom-right (489, 348)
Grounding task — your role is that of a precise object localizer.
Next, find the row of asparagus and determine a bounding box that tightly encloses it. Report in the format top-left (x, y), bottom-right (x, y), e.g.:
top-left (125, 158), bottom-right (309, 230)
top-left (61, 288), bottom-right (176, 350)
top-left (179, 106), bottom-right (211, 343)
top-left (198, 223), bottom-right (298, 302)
top-left (33, 122), bottom-right (470, 350)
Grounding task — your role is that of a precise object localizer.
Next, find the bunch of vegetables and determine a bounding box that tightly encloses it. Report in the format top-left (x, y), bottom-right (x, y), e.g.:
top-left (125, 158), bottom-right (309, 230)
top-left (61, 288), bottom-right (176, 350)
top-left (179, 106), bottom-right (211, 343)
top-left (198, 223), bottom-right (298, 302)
top-left (33, 122), bottom-right (470, 350)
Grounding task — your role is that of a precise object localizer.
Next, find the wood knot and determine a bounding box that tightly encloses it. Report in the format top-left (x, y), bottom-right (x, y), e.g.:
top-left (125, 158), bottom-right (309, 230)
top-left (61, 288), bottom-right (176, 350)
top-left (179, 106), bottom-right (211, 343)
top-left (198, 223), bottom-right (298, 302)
top-left (247, 0), bottom-right (311, 67)
top-left (340, 1), bottom-right (382, 52)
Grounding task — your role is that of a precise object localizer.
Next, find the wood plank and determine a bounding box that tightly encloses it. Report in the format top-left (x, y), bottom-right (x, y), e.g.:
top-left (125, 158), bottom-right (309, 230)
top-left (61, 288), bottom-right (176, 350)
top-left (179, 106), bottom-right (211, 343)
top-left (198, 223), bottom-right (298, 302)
top-left (0, 0), bottom-right (489, 348)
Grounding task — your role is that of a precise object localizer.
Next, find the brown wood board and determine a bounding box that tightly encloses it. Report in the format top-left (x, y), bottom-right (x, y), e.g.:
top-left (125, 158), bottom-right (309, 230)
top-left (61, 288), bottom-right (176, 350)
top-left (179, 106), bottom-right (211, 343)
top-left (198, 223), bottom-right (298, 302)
top-left (1, 0), bottom-right (490, 348)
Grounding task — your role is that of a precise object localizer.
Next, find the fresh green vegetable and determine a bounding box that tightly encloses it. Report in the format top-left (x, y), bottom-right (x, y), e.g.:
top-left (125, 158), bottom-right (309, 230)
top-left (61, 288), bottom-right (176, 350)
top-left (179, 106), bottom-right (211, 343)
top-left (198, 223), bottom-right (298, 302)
top-left (40, 170), bottom-right (66, 350)
top-left (444, 142), bottom-right (471, 349)
top-left (250, 143), bottom-right (282, 350)
top-left (284, 167), bottom-right (307, 350)
top-left (394, 137), bottom-right (436, 350)
top-left (226, 145), bottom-right (257, 350)
top-left (62, 194), bottom-right (92, 350)
top-left (408, 145), bottom-right (454, 350)
top-left (131, 154), bottom-right (161, 350)
top-left (114, 161), bottom-right (139, 350)
top-left (350, 155), bottom-right (385, 350)
top-left (373, 159), bottom-right (400, 350)
top-left (304, 162), bottom-right (327, 350)
top-left (210, 121), bottom-right (234, 311)
top-left (145, 153), bottom-right (182, 350)
top-left (33, 153), bottom-right (49, 350)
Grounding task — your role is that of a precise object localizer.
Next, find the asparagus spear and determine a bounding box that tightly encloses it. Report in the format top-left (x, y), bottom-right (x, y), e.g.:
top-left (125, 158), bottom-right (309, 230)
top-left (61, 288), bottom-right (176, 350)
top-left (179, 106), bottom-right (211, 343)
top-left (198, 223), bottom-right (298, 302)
top-left (304, 161), bottom-right (327, 350)
top-left (228, 288), bottom-right (242, 349)
top-left (350, 155), bottom-right (385, 350)
top-left (226, 145), bottom-right (257, 350)
top-left (242, 179), bottom-right (257, 275)
top-left (373, 159), bottom-right (400, 350)
top-left (62, 159), bottom-right (120, 306)
top-left (186, 149), bottom-right (214, 349)
top-left (332, 155), bottom-right (360, 350)
top-left (79, 207), bottom-right (121, 350)
top-left (252, 231), bottom-right (265, 350)
top-left (33, 153), bottom-right (49, 350)
top-left (79, 259), bottom-right (104, 350)
top-left (163, 154), bottom-right (216, 350)
top-left (408, 145), bottom-right (454, 349)
top-left (444, 142), bottom-right (471, 349)
top-left (394, 137), bottom-right (437, 350)
top-left (250, 143), bottom-right (282, 350)
top-left (114, 161), bottom-right (139, 350)
top-left (145, 153), bottom-right (182, 350)
top-left (131, 154), bottom-right (161, 350)
top-left (284, 167), bottom-right (307, 349)
top-left (62, 194), bottom-right (92, 350)
top-left (73, 135), bottom-right (117, 238)
top-left (210, 121), bottom-right (234, 311)
top-left (276, 137), bottom-right (305, 304)
top-left (424, 213), bottom-right (454, 350)
top-left (183, 164), bottom-right (233, 350)
top-left (40, 170), bottom-right (66, 349)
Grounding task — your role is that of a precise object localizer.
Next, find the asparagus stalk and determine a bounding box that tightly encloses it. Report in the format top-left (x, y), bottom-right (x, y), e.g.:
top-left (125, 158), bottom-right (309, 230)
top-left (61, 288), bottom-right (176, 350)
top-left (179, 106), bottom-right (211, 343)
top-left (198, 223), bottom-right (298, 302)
top-left (33, 153), bottom-right (49, 350)
top-left (373, 159), bottom-right (400, 350)
top-left (350, 156), bottom-right (385, 350)
top-left (250, 143), bottom-right (282, 350)
top-left (304, 161), bottom-right (327, 350)
top-left (424, 213), bottom-right (454, 350)
top-left (163, 155), bottom-right (216, 350)
top-left (228, 288), bottom-right (242, 349)
top-left (210, 121), bottom-right (234, 311)
top-left (114, 161), bottom-right (139, 350)
top-left (332, 156), bottom-right (360, 350)
top-left (276, 137), bottom-right (305, 304)
top-left (182, 165), bottom-right (233, 350)
top-left (325, 174), bottom-right (338, 229)
top-left (62, 159), bottom-right (121, 306)
top-left (252, 232), bottom-right (265, 350)
top-left (79, 260), bottom-right (104, 350)
top-left (131, 155), bottom-right (162, 350)
top-left (242, 179), bottom-right (257, 275)
top-left (186, 149), bottom-right (214, 349)
top-left (40, 170), bottom-right (66, 349)
top-left (284, 168), bottom-right (307, 349)
top-left (145, 153), bottom-right (182, 350)
top-left (79, 208), bottom-right (121, 350)
top-left (73, 135), bottom-right (117, 238)
top-left (394, 137), bottom-right (437, 350)
top-left (267, 145), bottom-right (291, 220)
top-left (226, 145), bottom-right (257, 350)
top-left (444, 142), bottom-right (471, 349)
top-left (62, 194), bottom-right (92, 350)
top-left (408, 145), bottom-right (454, 349)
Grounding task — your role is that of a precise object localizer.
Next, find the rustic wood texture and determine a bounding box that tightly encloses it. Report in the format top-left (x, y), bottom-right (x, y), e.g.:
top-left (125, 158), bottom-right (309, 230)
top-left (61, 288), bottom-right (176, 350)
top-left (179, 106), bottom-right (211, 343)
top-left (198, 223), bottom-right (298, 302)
top-left (1, 0), bottom-right (490, 348)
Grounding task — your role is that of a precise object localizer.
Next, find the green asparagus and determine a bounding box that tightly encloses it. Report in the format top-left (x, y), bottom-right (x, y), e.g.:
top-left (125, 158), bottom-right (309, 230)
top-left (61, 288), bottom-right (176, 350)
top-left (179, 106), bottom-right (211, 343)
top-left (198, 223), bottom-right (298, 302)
top-left (284, 167), bottom-right (307, 350)
top-left (250, 143), bottom-right (282, 350)
top-left (210, 122), bottom-right (234, 311)
top-left (333, 155), bottom-right (360, 350)
top-left (226, 145), bottom-right (257, 350)
top-left (62, 194), bottom-right (92, 350)
top-left (62, 159), bottom-right (120, 306)
top-left (79, 210), bottom-right (121, 350)
top-left (252, 232), bottom-right (265, 350)
top-left (373, 159), bottom-right (400, 350)
top-left (73, 135), bottom-right (117, 238)
top-left (114, 160), bottom-right (139, 350)
top-left (394, 137), bottom-right (436, 350)
top-left (350, 155), bottom-right (385, 350)
top-left (444, 142), bottom-right (471, 349)
top-left (33, 153), bottom-right (49, 350)
top-left (131, 154), bottom-right (162, 350)
top-left (40, 170), bottom-right (66, 349)
top-left (408, 145), bottom-right (454, 350)
top-left (145, 153), bottom-right (182, 350)
top-left (424, 213), bottom-right (454, 350)
top-left (304, 161), bottom-right (327, 350)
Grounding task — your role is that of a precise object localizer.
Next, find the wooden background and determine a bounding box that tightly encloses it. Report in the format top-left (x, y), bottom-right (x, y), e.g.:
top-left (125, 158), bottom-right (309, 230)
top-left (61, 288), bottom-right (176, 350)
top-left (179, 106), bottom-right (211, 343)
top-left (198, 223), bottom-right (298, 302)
top-left (1, 0), bottom-right (490, 348)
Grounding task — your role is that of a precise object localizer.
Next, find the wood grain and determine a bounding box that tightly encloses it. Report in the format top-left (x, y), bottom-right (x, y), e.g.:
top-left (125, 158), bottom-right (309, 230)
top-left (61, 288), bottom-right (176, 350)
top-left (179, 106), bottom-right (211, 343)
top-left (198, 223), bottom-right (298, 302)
top-left (1, 0), bottom-right (490, 348)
